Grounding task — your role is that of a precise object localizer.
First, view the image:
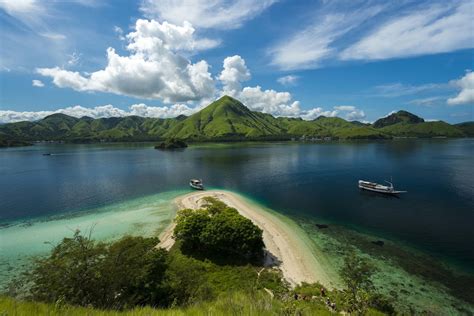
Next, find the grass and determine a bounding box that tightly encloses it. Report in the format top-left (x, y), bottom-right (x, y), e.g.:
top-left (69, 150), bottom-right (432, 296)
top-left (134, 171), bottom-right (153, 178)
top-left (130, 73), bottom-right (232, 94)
top-left (0, 292), bottom-right (330, 316)
top-left (0, 292), bottom-right (389, 316)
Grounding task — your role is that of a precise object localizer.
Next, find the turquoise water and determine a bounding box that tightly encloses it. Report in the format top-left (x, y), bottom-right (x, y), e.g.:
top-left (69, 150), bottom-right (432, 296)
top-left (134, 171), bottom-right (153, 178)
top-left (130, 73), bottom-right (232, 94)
top-left (0, 190), bottom-right (184, 287)
top-left (1, 139), bottom-right (473, 273)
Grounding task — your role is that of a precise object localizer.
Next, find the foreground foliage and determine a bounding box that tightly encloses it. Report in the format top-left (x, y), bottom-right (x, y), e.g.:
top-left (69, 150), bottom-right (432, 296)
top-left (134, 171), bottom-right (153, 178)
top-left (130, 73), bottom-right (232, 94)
top-left (4, 199), bottom-right (396, 315)
top-left (0, 292), bottom-right (389, 316)
top-left (26, 232), bottom-right (169, 309)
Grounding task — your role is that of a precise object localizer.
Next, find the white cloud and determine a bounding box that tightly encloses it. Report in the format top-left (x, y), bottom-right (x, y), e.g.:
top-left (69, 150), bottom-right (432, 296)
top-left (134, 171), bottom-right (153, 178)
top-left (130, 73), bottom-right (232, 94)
top-left (32, 79), bottom-right (44, 87)
top-left (341, 1), bottom-right (474, 61)
top-left (66, 52), bottom-right (81, 67)
top-left (334, 105), bottom-right (355, 111)
top-left (301, 108), bottom-right (338, 120)
top-left (0, 103), bottom-right (199, 123)
top-left (408, 96), bottom-right (445, 106)
top-left (372, 82), bottom-right (449, 97)
top-left (333, 105), bottom-right (366, 121)
top-left (114, 26), bottom-right (126, 41)
top-left (127, 19), bottom-right (220, 52)
top-left (0, 0), bottom-right (42, 17)
top-left (215, 55), bottom-right (366, 121)
top-left (140, 0), bottom-right (277, 30)
top-left (344, 109), bottom-right (366, 121)
top-left (37, 19), bottom-right (217, 103)
top-left (268, 5), bottom-right (384, 70)
top-left (239, 86), bottom-right (302, 117)
top-left (129, 103), bottom-right (195, 118)
top-left (277, 75), bottom-right (299, 86)
top-left (268, 1), bottom-right (473, 70)
top-left (216, 55), bottom-right (304, 117)
top-left (0, 0), bottom-right (65, 41)
top-left (39, 32), bottom-right (66, 40)
top-left (447, 71), bottom-right (474, 105)
top-left (218, 55), bottom-right (251, 96)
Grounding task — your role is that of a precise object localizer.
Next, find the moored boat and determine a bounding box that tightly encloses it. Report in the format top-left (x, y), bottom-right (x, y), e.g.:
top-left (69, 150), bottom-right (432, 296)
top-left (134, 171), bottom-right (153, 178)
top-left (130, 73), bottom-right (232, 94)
top-left (358, 179), bottom-right (406, 195)
top-left (189, 179), bottom-right (204, 190)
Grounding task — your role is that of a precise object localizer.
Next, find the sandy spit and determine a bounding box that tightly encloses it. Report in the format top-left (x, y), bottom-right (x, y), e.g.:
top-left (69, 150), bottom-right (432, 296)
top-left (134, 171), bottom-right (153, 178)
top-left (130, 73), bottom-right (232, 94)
top-left (157, 190), bottom-right (340, 288)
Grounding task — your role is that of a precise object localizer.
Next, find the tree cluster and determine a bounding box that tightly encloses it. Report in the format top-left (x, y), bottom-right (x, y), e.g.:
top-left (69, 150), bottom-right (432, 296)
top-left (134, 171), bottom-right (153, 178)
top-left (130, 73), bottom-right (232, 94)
top-left (154, 138), bottom-right (187, 150)
top-left (173, 197), bottom-right (264, 263)
top-left (27, 232), bottom-right (169, 310)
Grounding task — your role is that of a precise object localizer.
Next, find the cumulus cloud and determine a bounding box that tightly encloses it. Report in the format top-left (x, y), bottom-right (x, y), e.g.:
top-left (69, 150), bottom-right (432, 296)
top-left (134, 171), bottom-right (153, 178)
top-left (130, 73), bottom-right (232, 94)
top-left (239, 86), bottom-right (302, 117)
top-left (215, 55), bottom-right (366, 120)
top-left (277, 75), bottom-right (299, 86)
top-left (218, 55), bottom-right (251, 96)
top-left (216, 55), bottom-right (303, 117)
top-left (447, 71), bottom-right (474, 105)
top-left (300, 108), bottom-right (338, 120)
top-left (300, 105), bottom-right (365, 121)
top-left (333, 105), bottom-right (366, 121)
top-left (140, 0), bottom-right (277, 30)
top-left (37, 19), bottom-right (217, 103)
top-left (32, 79), bottom-right (44, 87)
top-left (0, 103), bottom-right (199, 123)
top-left (129, 103), bottom-right (195, 117)
top-left (341, 1), bottom-right (473, 61)
top-left (6, 53), bottom-right (367, 124)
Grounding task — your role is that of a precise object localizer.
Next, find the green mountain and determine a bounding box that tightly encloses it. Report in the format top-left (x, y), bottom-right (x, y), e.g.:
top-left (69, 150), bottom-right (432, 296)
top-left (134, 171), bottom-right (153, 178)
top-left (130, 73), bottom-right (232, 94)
top-left (0, 96), bottom-right (471, 144)
top-left (372, 110), bottom-right (464, 137)
top-left (455, 122), bottom-right (474, 136)
top-left (373, 110), bottom-right (425, 128)
top-left (161, 96), bottom-right (286, 139)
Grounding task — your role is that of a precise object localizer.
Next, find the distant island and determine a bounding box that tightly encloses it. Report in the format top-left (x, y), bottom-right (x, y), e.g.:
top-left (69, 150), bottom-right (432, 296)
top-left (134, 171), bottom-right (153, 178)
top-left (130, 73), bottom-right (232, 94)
top-left (0, 96), bottom-right (472, 146)
top-left (154, 138), bottom-right (188, 150)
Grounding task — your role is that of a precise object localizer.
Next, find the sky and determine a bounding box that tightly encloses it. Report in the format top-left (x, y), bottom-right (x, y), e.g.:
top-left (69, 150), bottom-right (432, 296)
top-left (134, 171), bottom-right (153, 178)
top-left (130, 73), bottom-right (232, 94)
top-left (0, 0), bottom-right (473, 124)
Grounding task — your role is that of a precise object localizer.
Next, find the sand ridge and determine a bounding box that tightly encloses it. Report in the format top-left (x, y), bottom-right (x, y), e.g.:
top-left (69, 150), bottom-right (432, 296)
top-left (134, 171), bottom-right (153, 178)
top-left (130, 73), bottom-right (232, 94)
top-left (157, 190), bottom-right (339, 288)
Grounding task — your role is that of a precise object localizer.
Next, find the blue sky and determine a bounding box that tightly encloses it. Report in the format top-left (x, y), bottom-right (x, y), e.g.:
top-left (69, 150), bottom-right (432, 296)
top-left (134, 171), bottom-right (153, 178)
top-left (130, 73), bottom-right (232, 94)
top-left (0, 0), bottom-right (473, 123)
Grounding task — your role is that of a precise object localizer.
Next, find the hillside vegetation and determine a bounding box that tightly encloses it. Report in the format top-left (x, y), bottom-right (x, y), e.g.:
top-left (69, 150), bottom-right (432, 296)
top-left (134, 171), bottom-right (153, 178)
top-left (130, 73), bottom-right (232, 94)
top-left (0, 96), bottom-right (471, 144)
top-left (3, 199), bottom-right (395, 315)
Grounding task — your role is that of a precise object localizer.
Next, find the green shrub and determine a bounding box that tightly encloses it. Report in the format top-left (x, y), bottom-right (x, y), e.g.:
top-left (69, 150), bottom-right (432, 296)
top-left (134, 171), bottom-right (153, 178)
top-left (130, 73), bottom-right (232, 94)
top-left (26, 231), bottom-right (169, 310)
top-left (173, 198), bottom-right (264, 263)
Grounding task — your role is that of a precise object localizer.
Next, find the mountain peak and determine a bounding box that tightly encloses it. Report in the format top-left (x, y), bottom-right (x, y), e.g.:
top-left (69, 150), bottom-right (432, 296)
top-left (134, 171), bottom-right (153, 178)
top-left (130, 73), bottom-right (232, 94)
top-left (204, 95), bottom-right (250, 115)
top-left (43, 113), bottom-right (76, 120)
top-left (373, 110), bottom-right (424, 128)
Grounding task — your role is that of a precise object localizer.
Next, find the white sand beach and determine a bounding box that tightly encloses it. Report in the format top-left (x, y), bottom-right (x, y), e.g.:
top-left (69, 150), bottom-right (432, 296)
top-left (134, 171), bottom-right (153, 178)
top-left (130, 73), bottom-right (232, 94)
top-left (157, 190), bottom-right (340, 288)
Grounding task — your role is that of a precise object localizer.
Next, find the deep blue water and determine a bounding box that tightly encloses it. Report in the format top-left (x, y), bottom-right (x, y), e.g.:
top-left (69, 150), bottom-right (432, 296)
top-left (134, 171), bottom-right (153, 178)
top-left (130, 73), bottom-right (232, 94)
top-left (1, 139), bottom-right (473, 270)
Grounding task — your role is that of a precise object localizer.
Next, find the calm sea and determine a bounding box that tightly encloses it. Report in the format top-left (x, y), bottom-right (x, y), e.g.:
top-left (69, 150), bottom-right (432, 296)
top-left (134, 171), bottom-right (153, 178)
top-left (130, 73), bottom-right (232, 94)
top-left (1, 139), bottom-right (473, 270)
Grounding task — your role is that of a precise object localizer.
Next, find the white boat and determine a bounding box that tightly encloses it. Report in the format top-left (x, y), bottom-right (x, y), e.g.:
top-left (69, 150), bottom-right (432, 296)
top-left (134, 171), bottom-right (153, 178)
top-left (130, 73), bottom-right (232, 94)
top-left (358, 179), bottom-right (406, 195)
top-left (189, 179), bottom-right (204, 190)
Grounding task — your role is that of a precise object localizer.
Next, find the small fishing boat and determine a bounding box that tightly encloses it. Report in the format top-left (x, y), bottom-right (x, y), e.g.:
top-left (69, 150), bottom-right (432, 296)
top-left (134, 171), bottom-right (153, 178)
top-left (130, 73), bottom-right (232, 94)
top-left (358, 178), bottom-right (406, 195)
top-left (189, 179), bottom-right (204, 190)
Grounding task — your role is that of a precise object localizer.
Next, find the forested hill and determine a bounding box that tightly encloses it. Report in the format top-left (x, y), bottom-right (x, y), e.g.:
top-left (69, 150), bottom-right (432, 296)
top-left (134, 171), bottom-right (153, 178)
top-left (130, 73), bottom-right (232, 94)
top-left (0, 96), bottom-right (472, 144)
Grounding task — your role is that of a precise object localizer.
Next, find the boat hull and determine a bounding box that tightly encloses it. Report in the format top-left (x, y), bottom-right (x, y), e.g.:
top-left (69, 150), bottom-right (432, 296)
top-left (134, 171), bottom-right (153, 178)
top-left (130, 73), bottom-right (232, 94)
top-left (359, 185), bottom-right (404, 194)
top-left (358, 180), bottom-right (406, 194)
top-left (189, 183), bottom-right (204, 190)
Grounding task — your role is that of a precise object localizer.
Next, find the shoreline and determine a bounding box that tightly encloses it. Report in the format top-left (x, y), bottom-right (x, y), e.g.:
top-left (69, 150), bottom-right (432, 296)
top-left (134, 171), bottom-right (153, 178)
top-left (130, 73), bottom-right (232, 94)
top-left (157, 190), bottom-right (341, 288)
